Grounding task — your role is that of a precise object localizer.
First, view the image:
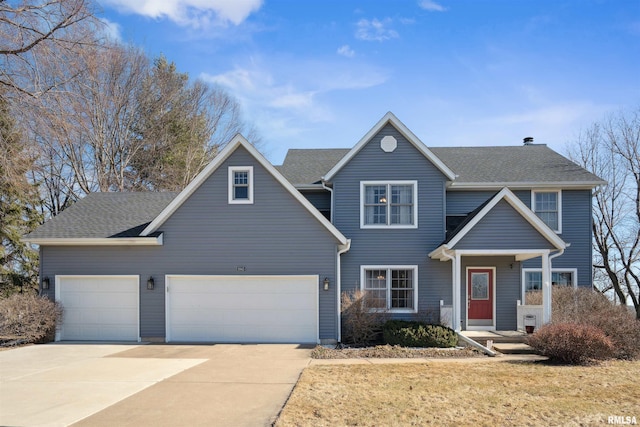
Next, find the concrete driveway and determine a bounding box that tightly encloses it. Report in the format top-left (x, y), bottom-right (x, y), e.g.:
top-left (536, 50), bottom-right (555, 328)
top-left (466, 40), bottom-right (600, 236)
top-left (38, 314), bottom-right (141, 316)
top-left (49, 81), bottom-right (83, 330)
top-left (0, 343), bottom-right (312, 427)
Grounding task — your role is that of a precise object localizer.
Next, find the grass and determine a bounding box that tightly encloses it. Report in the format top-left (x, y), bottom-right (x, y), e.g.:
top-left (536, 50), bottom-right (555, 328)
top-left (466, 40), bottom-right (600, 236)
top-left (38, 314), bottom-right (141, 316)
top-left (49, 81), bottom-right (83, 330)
top-left (276, 360), bottom-right (640, 426)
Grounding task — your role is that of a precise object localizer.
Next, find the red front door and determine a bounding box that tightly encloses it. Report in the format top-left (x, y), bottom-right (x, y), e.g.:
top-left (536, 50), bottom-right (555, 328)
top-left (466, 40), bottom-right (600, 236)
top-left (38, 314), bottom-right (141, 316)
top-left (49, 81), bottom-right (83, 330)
top-left (467, 268), bottom-right (494, 324)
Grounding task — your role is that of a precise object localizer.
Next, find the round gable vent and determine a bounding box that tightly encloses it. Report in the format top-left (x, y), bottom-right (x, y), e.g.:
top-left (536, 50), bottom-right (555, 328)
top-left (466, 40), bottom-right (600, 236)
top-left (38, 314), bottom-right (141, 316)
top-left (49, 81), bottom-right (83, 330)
top-left (380, 135), bottom-right (397, 153)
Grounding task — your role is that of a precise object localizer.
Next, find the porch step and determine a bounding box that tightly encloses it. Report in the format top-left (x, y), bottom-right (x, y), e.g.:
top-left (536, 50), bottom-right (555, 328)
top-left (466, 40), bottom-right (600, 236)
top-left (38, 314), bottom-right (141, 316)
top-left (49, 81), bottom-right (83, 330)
top-left (491, 343), bottom-right (537, 355)
top-left (459, 331), bottom-right (538, 355)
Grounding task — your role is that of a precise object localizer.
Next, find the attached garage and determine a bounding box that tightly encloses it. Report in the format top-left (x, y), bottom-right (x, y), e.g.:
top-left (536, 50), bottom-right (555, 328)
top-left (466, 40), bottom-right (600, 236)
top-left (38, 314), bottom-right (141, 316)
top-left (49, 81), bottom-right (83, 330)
top-left (55, 276), bottom-right (139, 341)
top-left (166, 275), bottom-right (319, 343)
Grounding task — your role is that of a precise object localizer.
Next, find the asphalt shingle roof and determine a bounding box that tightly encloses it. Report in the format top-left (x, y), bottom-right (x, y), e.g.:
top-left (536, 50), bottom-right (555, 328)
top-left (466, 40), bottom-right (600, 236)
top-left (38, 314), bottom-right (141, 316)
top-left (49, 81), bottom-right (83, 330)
top-left (277, 145), bottom-right (604, 185)
top-left (277, 149), bottom-right (350, 185)
top-left (25, 192), bottom-right (177, 239)
top-left (430, 145), bottom-right (604, 184)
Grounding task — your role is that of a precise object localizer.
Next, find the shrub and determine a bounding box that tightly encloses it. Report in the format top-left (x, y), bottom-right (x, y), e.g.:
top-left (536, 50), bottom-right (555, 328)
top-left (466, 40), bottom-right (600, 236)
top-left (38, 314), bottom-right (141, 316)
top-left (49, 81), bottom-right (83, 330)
top-left (382, 320), bottom-right (458, 348)
top-left (551, 287), bottom-right (640, 360)
top-left (341, 290), bottom-right (388, 346)
top-left (0, 294), bottom-right (63, 345)
top-left (527, 322), bottom-right (614, 365)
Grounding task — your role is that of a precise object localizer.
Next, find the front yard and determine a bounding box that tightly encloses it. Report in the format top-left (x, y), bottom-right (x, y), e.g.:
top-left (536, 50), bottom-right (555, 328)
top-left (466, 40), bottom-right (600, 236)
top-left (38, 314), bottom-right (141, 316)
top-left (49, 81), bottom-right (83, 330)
top-left (276, 360), bottom-right (639, 426)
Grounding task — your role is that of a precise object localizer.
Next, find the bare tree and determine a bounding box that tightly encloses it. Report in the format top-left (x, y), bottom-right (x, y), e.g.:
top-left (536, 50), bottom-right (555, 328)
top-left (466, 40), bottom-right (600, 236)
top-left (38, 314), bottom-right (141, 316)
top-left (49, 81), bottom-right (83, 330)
top-left (0, 0), bottom-right (101, 98)
top-left (568, 107), bottom-right (640, 319)
top-left (22, 42), bottom-right (149, 210)
top-left (20, 42), bottom-right (261, 217)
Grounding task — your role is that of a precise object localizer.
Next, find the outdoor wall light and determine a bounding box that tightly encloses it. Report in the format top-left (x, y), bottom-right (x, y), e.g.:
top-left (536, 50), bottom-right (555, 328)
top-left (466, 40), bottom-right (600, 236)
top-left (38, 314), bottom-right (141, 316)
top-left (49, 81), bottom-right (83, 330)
top-left (42, 277), bottom-right (50, 290)
top-left (147, 276), bottom-right (155, 290)
top-left (323, 277), bottom-right (330, 291)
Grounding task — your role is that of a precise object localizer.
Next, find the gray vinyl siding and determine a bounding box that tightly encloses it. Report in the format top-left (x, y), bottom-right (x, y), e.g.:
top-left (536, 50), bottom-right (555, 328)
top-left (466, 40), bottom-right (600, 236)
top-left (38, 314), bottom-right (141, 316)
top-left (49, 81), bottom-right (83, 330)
top-left (461, 257), bottom-right (521, 330)
top-left (446, 190), bottom-right (529, 215)
top-left (41, 145), bottom-right (342, 341)
top-left (331, 124), bottom-right (452, 319)
top-left (522, 189), bottom-right (594, 287)
top-left (454, 200), bottom-right (557, 250)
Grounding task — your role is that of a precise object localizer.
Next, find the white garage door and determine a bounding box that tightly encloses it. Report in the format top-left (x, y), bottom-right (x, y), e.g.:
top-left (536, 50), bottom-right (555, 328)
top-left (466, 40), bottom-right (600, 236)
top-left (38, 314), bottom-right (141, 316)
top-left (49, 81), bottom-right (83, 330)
top-left (56, 276), bottom-right (139, 341)
top-left (166, 275), bottom-right (318, 343)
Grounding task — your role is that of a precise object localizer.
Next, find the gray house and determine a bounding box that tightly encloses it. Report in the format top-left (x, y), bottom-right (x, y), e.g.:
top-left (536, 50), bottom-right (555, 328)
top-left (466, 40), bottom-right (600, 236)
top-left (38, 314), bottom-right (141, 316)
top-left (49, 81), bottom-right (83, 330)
top-left (25, 112), bottom-right (605, 344)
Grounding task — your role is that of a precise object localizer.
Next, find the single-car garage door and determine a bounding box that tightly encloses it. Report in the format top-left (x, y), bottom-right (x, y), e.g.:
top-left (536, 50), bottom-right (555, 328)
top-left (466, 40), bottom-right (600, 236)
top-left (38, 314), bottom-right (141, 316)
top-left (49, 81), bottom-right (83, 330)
top-left (166, 275), bottom-right (318, 343)
top-left (56, 276), bottom-right (139, 341)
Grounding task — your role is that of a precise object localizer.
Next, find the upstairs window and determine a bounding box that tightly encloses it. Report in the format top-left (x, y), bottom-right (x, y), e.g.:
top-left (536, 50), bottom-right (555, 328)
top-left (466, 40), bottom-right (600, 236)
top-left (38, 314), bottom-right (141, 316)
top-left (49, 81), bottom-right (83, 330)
top-left (228, 166), bottom-right (253, 204)
top-left (360, 181), bottom-right (417, 228)
top-left (532, 190), bottom-right (561, 233)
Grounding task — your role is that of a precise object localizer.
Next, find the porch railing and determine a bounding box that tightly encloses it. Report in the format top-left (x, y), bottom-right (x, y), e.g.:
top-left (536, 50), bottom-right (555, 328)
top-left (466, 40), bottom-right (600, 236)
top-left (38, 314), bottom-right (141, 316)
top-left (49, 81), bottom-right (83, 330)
top-left (439, 300), bottom-right (453, 329)
top-left (516, 300), bottom-right (543, 332)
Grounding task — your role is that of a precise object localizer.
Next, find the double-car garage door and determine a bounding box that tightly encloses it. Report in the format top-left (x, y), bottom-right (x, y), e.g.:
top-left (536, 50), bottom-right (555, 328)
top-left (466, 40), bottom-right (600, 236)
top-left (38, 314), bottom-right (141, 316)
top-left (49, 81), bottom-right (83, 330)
top-left (56, 275), bottom-right (318, 343)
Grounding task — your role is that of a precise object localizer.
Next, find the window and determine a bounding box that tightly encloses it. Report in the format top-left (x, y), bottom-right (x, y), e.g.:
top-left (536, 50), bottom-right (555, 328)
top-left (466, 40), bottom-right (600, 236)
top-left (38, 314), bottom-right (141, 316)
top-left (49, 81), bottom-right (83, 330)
top-left (361, 266), bottom-right (418, 312)
top-left (532, 190), bottom-right (561, 232)
top-left (360, 181), bottom-right (417, 228)
top-left (228, 167), bottom-right (254, 204)
top-left (522, 268), bottom-right (577, 302)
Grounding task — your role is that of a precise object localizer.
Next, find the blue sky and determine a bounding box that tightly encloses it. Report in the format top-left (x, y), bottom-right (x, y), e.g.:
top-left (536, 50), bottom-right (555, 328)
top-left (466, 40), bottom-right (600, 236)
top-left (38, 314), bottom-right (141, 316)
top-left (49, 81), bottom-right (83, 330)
top-left (99, 0), bottom-right (640, 164)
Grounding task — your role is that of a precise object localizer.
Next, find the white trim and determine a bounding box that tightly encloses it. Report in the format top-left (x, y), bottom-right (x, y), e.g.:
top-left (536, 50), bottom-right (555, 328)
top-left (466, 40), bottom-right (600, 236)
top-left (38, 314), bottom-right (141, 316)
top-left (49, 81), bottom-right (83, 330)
top-left (336, 240), bottom-right (351, 343)
top-left (521, 267), bottom-right (578, 301)
top-left (24, 235), bottom-right (163, 246)
top-left (323, 112), bottom-right (456, 181)
top-left (228, 166), bottom-right (254, 204)
top-left (165, 274), bottom-right (319, 344)
top-left (465, 267), bottom-right (496, 331)
top-left (360, 265), bottom-right (418, 313)
top-left (428, 187), bottom-right (566, 261)
top-left (531, 189), bottom-right (562, 233)
top-left (55, 275), bottom-right (140, 342)
top-left (360, 181), bottom-right (418, 229)
top-left (140, 135), bottom-right (348, 245)
top-left (447, 181), bottom-right (604, 190)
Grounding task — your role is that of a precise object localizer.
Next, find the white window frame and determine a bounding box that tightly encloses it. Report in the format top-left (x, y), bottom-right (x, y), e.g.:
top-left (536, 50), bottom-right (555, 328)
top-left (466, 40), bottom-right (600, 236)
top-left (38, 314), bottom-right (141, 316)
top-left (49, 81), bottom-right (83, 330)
top-left (521, 268), bottom-right (578, 301)
top-left (228, 166), bottom-right (254, 204)
top-left (531, 189), bottom-right (562, 233)
top-left (360, 265), bottom-right (418, 313)
top-left (360, 181), bottom-right (418, 229)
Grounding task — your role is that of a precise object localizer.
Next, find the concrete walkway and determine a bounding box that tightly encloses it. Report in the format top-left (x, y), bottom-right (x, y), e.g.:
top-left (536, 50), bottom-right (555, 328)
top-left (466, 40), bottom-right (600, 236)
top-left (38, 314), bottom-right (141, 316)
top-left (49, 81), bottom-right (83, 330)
top-left (0, 343), bottom-right (312, 427)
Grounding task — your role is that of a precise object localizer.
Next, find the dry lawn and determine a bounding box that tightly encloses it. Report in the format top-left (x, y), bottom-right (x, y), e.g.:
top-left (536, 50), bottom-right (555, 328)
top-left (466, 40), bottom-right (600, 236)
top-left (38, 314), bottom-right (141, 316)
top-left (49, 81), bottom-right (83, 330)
top-left (276, 360), bottom-right (640, 426)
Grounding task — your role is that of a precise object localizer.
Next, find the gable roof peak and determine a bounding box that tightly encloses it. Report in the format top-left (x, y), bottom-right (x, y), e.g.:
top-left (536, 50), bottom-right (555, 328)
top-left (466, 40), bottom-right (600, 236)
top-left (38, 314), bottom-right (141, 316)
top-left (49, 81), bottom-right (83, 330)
top-left (140, 134), bottom-right (348, 245)
top-left (323, 111), bottom-right (457, 181)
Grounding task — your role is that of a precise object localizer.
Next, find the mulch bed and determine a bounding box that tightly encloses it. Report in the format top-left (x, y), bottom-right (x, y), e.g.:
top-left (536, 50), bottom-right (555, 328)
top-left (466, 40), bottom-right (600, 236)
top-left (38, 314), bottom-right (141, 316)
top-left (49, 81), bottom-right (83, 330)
top-left (311, 344), bottom-right (485, 359)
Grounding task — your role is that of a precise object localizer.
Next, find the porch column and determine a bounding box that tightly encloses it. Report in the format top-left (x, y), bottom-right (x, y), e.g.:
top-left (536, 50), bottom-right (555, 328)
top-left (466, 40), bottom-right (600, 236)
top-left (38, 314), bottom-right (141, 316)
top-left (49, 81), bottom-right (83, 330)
top-left (542, 250), bottom-right (551, 324)
top-left (454, 252), bottom-right (462, 331)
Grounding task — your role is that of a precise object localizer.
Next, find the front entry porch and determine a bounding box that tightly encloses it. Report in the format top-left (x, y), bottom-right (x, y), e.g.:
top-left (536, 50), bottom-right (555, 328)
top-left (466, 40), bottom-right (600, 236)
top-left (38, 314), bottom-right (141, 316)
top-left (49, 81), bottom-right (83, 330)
top-left (428, 187), bottom-right (567, 332)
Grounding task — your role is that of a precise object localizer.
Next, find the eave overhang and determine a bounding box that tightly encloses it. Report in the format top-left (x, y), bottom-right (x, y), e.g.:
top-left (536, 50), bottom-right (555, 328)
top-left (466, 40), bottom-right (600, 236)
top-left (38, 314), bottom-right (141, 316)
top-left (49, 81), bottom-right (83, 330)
top-left (23, 234), bottom-right (164, 246)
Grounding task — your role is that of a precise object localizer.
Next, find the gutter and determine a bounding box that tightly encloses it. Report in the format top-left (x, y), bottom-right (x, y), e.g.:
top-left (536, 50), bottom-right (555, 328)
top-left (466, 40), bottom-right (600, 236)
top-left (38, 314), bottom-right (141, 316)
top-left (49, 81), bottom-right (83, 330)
top-left (336, 239), bottom-right (351, 344)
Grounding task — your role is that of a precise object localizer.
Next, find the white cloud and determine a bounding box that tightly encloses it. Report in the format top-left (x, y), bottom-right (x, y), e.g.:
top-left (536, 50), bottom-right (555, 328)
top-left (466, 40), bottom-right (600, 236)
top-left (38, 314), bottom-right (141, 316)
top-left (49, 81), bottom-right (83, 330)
top-left (101, 0), bottom-right (263, 28)
top-left (100, 18), bottom-right (122, 42)
top-left (337, 45), bottom-right (355, 58)
top-left (200, 57), bottom-right (388, 152)
top-left (355, 18), bottom-right (399, 41)
top-left (418, 0), bottom-right (446, 12)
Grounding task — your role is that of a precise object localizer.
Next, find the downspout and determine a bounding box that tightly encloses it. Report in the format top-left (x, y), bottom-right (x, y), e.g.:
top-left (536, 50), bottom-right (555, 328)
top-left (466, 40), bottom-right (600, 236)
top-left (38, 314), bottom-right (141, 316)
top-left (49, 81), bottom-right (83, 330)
top-left (336, 239), bottom-right (351, 344)
top-left (546, 246), bottom-right (567, 324)
top-left (321, 179), bottom-right (334, 223)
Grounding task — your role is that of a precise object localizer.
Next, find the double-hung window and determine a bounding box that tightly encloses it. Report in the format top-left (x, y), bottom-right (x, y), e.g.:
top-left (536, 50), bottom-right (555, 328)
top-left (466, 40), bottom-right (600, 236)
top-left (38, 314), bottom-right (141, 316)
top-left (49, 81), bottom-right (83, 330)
top-left (522, 268), bottom-right (576, 303)
top-left (532, 190), bottom-right (561, 233)
top-left (361, 181), bottom-right (417, 228)
top-left (228, 166), bottom-right (254, 204)
top-left (361, 266), bottom-right (418, 312)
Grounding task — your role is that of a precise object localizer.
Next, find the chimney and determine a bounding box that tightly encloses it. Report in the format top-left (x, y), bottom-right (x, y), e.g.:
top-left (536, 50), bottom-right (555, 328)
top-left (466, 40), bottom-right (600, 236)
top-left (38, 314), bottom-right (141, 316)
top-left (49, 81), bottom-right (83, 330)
top-left (523, 137), bottom-right (534, 145)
